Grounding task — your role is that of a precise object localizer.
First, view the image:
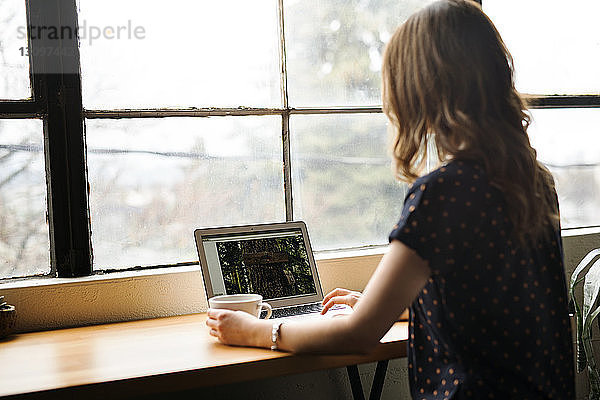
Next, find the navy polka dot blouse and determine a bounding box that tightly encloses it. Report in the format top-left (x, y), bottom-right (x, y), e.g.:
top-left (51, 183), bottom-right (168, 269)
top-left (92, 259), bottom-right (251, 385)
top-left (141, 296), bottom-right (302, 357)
top-left (389, 160), bottom-right (574, 399)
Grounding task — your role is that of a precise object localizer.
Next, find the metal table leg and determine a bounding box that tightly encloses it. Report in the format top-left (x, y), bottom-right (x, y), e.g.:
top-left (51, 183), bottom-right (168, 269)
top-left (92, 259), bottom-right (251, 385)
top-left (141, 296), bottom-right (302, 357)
top-left (369, 360), bottom-right (389, 400)
top-left (347, 365), bottom-right (365, 400)
top-left (346, 360), bottom-right (389, 400)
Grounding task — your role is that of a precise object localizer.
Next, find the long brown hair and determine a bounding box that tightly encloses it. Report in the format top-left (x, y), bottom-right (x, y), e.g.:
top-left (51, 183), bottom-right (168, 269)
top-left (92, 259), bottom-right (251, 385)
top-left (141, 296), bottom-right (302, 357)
top-left (382, 0), bottom-right (558, 244)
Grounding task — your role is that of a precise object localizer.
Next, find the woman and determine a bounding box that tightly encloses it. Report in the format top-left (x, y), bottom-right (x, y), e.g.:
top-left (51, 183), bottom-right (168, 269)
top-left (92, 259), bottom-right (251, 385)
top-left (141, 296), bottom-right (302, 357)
top-left (206, 1), bottom-right (575, 398)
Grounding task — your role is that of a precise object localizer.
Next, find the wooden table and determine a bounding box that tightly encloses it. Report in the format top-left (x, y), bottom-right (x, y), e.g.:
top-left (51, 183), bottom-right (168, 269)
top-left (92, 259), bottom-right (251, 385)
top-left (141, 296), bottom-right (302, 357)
top-left (0, 313), bottom-right (408, 400)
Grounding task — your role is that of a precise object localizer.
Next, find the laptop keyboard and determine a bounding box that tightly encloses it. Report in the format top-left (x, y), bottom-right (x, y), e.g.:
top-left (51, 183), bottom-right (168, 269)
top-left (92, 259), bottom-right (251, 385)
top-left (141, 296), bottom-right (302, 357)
top-left (270, 303), bottom-right (323, 319)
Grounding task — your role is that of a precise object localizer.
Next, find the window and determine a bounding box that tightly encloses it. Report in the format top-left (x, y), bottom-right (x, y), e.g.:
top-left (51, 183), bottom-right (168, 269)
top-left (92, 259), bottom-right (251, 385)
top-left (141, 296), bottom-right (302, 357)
top-left (1, 0), bottom-right (89, 280)
top-left (75, 0), bottom-right (436, 272)
top-left (86, 117), bottom-right (285, 269)
top-left (2, 0), bottom-right (598, 280)
top-left (0, 0), bottom-right (31, 99)
top-left (483, 0), bottom-right (600, 229)
top-left (0, 120), bottom-right (48, 277)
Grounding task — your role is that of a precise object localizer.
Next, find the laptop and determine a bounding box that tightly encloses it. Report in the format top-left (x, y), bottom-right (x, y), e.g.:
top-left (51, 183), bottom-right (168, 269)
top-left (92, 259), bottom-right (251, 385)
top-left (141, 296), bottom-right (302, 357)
top-left (195, 221), bottom-right (342, 319)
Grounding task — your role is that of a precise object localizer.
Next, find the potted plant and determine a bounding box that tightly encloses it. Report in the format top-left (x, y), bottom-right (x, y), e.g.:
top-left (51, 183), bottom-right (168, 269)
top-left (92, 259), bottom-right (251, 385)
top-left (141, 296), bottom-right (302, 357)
top-left (0, 295), bottom-right (17, 339)
top-left (570, 249), bottom-right (600, 400)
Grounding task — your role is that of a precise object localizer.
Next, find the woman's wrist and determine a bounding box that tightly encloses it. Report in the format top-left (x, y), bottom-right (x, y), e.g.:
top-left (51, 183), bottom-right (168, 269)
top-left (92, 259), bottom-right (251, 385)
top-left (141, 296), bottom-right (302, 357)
top-left (251, 318), bottom-right (274, 348)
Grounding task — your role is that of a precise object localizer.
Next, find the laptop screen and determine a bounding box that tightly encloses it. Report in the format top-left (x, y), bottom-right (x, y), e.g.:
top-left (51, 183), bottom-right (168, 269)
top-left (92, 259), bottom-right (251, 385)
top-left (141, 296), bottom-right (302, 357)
top-left (200, 228), bottom-right (318, 301)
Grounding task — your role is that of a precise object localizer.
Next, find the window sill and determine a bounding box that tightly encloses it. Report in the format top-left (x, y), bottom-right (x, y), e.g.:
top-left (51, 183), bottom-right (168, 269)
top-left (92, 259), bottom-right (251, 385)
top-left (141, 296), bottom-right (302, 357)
top-left (561, 225), bottom-right (600, 237)
top-left (0, 248), bottom-right (386, 333)
top-left (0, 264), bottom-right (201, 291)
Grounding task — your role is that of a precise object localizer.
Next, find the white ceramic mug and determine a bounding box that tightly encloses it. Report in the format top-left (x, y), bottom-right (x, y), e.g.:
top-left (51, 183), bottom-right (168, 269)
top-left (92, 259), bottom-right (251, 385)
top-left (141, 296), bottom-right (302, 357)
top-left (208, 294), bottom-right (272, 319)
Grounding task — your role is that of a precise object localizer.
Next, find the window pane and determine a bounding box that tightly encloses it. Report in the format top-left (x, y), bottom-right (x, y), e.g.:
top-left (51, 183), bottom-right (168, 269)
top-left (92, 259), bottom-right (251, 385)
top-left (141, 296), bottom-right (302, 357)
top-left (484, 0), bottom-right (600, 95)
top-left (529, 109), bottom-right (600, 228)
top-left (79, 0), bottom-right (281, 109)
top-left (284, 0), bottom-right (437, 107)
top-left (291, 113), bottom-right (406, 250)
top-left (87, 117), bottom-right (285, 269)
top-left (0, 120), bottom-right (49, 278)
top-left (0, 0), bottom-right (31, 99)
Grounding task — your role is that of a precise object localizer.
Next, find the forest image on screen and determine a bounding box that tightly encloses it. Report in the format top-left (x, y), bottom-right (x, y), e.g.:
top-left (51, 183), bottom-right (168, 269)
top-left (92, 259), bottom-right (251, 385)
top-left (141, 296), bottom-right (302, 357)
top-left (216, 234), bottom-right (316, 300)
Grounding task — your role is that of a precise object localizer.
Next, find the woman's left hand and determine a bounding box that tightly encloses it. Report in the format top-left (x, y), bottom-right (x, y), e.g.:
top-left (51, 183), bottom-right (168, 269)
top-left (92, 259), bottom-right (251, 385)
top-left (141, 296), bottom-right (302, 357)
top-left (206, 309), bottom-right (266, 347)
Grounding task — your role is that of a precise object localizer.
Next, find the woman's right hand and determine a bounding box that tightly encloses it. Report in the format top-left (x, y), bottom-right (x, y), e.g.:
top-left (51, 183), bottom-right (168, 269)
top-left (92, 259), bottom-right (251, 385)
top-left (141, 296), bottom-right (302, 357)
top-left (321, 288), bottom-right (362, 314)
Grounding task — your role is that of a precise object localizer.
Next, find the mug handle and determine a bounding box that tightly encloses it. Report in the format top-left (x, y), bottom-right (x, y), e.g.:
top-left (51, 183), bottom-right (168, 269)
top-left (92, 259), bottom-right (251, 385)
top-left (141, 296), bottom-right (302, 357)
top-left (260, 302), bottom-right (272, 319)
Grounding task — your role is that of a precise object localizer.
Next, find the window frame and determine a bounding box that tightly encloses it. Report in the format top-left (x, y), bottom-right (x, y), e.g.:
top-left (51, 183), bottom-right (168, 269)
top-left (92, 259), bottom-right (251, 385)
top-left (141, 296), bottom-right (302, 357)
top-left (1, 0), bottom-right (92, 279)
top-left (1, 0), bottom-right (599, 280)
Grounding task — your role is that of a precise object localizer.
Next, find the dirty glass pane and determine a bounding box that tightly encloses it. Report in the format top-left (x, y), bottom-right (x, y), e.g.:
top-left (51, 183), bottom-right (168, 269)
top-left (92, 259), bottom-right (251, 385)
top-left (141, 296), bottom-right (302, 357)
top-left (79, 0), bottom-right (281, 109)
top-left (86, 117), bottom-right (285, 270)
top-left (485, 0), bottom-right (600, 95)
top-left (0, 0), bottom-right (31, 99)
top-left (291, 113), bottom-right (407, 250)
top-left (0, 120), bottom-right (50, 278)
top-left (284, 0), bottom-right (438, 107)
top-left (529, 108), bottom-right (600, 228)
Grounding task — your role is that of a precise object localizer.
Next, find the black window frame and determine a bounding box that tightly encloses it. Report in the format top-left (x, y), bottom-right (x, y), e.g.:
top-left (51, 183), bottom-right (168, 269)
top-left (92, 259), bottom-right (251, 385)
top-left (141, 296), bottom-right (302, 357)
top-left (1, 0), bottom-right (91, 279)
top-left (0, 0), bottom-right (599, 280)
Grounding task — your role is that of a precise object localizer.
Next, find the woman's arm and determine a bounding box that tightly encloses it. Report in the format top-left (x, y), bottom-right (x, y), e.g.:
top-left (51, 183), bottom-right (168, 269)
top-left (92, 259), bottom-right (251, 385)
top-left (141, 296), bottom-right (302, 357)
top-left (206, 240), bottom-right (431, 354)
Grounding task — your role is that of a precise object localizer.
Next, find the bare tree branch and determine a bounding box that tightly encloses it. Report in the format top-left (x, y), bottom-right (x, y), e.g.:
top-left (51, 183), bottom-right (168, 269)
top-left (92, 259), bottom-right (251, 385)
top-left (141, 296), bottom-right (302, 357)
top-left (0, 158), bottom-right (31, 189)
